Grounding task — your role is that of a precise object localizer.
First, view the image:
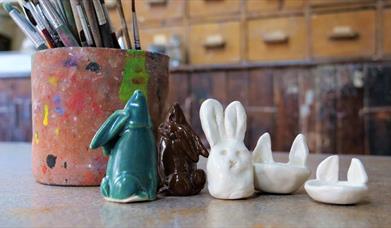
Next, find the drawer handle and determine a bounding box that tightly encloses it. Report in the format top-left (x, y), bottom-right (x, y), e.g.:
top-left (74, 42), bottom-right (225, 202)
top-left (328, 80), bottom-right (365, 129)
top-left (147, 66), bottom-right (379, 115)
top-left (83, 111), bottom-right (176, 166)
top-left (147, 0), bottom-right (168, 6)
top-left (262, 31), bottom-right (289, 44)
top-left (329, 26), bottom-right (359, 40)
top-left (203, 35), bottom-right (226, 49)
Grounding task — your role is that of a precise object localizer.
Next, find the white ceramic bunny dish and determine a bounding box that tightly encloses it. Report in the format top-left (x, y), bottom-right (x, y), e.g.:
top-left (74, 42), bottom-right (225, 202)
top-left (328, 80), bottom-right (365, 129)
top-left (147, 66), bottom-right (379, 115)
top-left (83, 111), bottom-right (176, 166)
top-left (200, 99), bottom-right (254, 199)
top-left (252, 133), bottom-right (311, 194)
top-left (304, 155), bottom-right (368, 205)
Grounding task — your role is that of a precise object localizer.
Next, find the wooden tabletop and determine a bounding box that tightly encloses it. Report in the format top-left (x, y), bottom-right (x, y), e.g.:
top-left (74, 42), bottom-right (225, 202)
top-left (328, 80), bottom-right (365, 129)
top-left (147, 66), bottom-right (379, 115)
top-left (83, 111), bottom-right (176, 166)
top-left (0, 143), bottom-right (390, 227)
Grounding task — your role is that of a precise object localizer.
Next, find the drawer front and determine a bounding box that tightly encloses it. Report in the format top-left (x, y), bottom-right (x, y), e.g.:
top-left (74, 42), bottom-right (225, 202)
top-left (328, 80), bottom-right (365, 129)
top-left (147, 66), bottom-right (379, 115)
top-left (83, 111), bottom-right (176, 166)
top-left (189, 22), bottom-right (241, 65)
top-left (110, 0), bottom-right (184, 27)
top-left (384, 9), bottom-right (391, 55)
top-left (309, 0), bottom-right (376, 5)
top-left (248, 16), bottom-right (307, 61)
top-left (189, 0), bottom-right (241, 18)
top-left (311, 10), bottom-right (375, 58)
top-left (246, 0), bottom-right (279, 13)
top-left (247, 0), bottom-right (305, 13)
top-left (284, 0), bottom-right (305, 10)
top-left (140, 27), bottom-right (185, 53)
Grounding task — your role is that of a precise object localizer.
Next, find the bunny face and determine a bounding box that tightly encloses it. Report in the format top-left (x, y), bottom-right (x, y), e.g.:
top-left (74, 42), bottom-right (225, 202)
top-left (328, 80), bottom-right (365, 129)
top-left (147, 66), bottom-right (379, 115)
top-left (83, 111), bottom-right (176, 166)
top-left (210, 141), bottom-right (251, 174)
top-left (200, 99), bottom-right (254, 199)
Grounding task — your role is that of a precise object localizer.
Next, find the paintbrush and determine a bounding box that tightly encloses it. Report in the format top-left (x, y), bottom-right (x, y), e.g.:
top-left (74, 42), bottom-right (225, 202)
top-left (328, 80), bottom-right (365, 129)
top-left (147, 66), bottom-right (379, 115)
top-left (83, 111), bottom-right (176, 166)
top-left (82, 0), bottom-right (102, 47)
top-left (23, 0), bottom-right (56, 48)
top-left (69, 0), bottom-right (83, 44)
top-left (131, 0), bottom-right (140, 50)
top-left (92, 0), bottom-right (114, 48)
top-left (100, 0), bottom-right (120, 49)
top-left (116, 0), bottom-right (131, 49)
top-left (3, 3), bottom-right (47, 50)
top-left (35, 2), bottom-right (64, 47)
top-left (74, 0), bottom-right (94, 46)
top-left (61, 0), bottom-right (79, 42)
top-left (50, 0), bottom-right (66, 23)
top-left (40, 0), bottom-right (79, 47)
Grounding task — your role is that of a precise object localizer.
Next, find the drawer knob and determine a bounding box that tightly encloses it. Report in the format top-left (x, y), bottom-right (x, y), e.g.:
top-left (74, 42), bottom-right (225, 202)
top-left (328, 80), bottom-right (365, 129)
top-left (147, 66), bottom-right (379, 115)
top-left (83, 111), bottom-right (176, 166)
top-left (147, 0), bottom-right (168, 6)
top-left (262, 31), bottom-right (289, 44)
top-left (203, 34), bottom-right (226, 49)
top-left (329, 26), bottom-right (359, 40)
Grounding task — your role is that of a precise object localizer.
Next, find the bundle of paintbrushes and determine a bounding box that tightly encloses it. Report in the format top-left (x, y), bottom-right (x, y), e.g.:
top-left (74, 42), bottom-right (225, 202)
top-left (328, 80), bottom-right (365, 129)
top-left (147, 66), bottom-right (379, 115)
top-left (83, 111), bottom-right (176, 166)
top-left (2, 0), bottom-right (141, 50)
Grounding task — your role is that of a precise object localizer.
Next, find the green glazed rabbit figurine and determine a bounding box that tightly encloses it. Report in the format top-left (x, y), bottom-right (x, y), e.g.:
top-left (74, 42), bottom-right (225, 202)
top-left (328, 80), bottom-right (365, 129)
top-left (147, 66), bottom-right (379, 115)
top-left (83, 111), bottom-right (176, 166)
top-left (90, 90), bottom-right (158, 203)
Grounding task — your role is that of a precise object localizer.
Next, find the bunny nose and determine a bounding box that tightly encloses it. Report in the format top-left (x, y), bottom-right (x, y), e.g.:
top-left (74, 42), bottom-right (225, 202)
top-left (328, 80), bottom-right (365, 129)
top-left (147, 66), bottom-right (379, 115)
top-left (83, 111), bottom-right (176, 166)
top-left (229, 160), bottom-right (237, 168)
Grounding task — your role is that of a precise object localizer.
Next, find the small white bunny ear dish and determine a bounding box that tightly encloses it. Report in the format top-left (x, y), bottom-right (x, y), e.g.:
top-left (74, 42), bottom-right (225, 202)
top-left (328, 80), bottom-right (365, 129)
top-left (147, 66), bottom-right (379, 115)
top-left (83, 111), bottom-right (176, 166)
top-left (200, 99), bottom-right (254, 200)
top-left (304, 155), bottom-right (368, 205)
top-left (253, 133), bottom-right (311, 194)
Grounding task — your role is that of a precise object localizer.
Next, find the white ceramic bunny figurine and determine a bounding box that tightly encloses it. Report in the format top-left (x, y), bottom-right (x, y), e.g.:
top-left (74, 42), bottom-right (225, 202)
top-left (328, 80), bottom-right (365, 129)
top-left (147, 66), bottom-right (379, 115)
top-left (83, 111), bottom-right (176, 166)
top-left (200, 99), bottom-right (254, 199)
top-left (304, 155), bottom-right (368, 205)
top-left (252, 133), bottom-right (311, 194)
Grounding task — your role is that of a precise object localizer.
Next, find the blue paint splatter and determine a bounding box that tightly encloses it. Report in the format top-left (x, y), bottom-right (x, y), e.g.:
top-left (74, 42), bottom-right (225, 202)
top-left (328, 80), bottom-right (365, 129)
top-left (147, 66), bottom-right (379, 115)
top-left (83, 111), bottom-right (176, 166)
top-left (53, 95), bottom-right (65, 115)
top-left (64, 57), bottom-right (78, 67)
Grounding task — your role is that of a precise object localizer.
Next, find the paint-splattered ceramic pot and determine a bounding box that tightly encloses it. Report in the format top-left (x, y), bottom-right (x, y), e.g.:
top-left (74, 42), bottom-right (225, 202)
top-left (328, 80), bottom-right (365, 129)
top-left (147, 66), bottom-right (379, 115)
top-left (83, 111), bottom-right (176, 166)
top-left (31, 48), bottom-right (169, 186)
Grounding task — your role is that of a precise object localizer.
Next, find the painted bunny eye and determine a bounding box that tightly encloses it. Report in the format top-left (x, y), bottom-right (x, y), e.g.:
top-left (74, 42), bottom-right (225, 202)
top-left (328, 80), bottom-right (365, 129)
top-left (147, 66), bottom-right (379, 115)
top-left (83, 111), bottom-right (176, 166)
top-left (235, 150), bottom-right (240, 156)
top-left (221, 150), bottom-right (227, 155)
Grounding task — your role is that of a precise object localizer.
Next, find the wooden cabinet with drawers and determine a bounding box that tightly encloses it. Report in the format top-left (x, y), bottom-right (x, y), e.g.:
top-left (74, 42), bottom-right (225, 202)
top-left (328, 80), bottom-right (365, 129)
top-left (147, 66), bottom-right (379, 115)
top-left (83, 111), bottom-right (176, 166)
top-left (188, 0), bottom-right (241, 18)
top-left (106, 0), bottom-right (388, 65)
top-left (311, 10), bottom-right (376, 59)
top-left (189, 21), bottom-right (241, 64)
top-left (247, 16), bottom-right (307, 61)
top-left (383, 9), bottom-right (391, 56)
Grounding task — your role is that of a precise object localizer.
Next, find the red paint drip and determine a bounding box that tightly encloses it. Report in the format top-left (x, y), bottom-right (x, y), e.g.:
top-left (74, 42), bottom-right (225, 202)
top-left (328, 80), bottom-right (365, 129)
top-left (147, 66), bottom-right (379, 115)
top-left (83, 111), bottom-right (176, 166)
top-left (41, 165), bottom-right (47, 174)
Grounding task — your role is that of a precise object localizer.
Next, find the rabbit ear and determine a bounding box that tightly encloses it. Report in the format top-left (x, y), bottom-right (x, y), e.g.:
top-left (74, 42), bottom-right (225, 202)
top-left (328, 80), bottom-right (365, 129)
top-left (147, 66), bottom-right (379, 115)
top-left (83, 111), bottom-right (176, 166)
top-left (90, 110), bottom-right (130, 152)
top-left (316, 155), bottom-right (339, 182)
top-left (288, 134), bottom-right (309, 167)
top-left (224, 101), bottom-right (246, 141)
top-left (253, 133), bottom-right (274, 163)
top-left (347, 158), bottom-right (368, 185)
top-left (200, 99), bottom-right (224, 147)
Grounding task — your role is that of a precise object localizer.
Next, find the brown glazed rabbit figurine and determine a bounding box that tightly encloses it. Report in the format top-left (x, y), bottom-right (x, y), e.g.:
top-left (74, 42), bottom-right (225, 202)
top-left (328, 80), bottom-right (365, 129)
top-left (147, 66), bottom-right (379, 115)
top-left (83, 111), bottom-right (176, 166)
top-left (158, 103), bottom-right (209, 196)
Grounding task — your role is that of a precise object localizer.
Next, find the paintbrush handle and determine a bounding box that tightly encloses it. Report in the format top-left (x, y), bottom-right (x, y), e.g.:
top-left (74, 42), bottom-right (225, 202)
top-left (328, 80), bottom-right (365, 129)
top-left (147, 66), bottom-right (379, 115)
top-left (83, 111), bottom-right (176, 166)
top-left (92, 0), bottom-right (114, 48)
top-left (76, 4), bottom-right (94, 46)
top-left (62, 0), bottom-right (79, 42)
top-left (40, 0), bottom-right (79, 47)
top-left (116, 0), bottom-right (131, 49)
top-left (69, 0), bottom-right (83, 42)
top-left (82, 0), bottom-right (102, 47)
top-left (6, 5), bottom-right (47, 50)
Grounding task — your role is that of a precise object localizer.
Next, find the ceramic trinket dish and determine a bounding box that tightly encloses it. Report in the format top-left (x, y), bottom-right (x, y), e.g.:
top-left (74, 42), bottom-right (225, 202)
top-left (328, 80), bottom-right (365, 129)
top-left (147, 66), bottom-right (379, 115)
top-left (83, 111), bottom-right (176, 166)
top-left (158, 103), bottom-right (209, 196)
top-left (200, 99), bottom-right (254, 199)
top-left (90, 90), bottom-right (158, 203)
top-left (253, 133), bottom-right (311, 194)
top-left (304, 155), bottom-right (368, 205)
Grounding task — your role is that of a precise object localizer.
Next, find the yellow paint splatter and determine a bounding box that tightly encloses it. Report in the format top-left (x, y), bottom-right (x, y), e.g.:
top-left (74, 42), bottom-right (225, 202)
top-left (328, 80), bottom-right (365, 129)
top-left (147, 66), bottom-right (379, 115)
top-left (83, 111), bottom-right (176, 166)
top-left (34, 132), bottom-right (39, 144)
top-left (48, 76), bottom-right (58, 87)
top-left (43, 104), bottom-right (49, 126)
top-left (55, 128), bottom-right (60, 136)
